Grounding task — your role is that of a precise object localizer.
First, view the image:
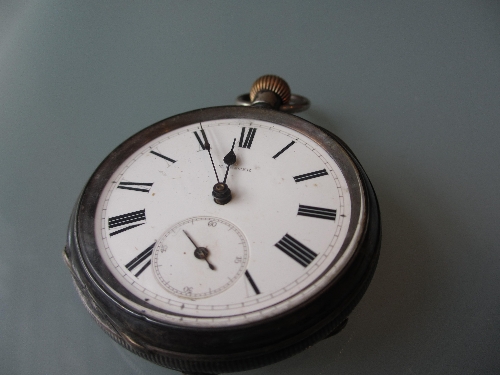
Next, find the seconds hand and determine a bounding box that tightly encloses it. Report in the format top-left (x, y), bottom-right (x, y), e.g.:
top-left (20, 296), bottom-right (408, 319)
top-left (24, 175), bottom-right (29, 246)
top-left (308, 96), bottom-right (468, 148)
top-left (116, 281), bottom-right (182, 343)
top-left (182, 230), bottom-right (216, 271)
top-left (200, 124), bottom-right (220, 183)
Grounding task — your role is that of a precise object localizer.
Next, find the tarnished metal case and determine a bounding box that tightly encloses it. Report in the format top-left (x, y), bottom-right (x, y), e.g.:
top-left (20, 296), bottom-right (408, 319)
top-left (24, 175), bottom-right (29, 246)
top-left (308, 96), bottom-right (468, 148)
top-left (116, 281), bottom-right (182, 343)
top-left (64, 106), bottom-right (381, 375)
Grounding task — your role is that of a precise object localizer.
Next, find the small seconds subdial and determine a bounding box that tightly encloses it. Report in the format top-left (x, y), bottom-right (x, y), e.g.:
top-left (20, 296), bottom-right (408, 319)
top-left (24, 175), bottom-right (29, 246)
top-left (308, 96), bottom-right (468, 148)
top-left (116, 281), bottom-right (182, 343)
top-left (152, 216), bottom-right (249, 299)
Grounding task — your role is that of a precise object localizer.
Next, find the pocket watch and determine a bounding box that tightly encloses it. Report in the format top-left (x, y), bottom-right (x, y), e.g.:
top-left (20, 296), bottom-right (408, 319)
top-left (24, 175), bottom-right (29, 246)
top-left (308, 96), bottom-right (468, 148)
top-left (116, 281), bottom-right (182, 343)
top-left (64, 75), bottom-right (381, 375)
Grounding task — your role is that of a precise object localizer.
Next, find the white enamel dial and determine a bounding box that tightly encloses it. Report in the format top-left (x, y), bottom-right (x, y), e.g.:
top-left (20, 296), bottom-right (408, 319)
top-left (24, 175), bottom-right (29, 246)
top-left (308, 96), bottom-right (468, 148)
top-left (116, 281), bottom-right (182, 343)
top-left (94, 119), bottom-right (362, 327)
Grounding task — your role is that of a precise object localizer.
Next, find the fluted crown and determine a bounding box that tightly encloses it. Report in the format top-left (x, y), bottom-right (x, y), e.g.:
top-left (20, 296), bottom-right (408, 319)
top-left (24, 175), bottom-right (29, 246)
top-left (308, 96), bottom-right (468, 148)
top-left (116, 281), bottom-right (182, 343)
top-left (249, 75), bottom-right (291, 105)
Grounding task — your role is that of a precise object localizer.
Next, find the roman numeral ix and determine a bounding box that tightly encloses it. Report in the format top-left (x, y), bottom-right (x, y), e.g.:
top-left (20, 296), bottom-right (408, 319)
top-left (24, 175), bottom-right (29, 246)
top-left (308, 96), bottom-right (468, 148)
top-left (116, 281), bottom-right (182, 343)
top-left (274, 234), bottom-right (318, 267)
top-left (239, 127), bottom-right (257, 149)
top-left (125, 243), bottom-right (155, 277)
top-left (108, 209), bottom-right (146, 236)
top-left (297, 204), bottom-right (337, 220)
top-left (293, 169), bottom-right (328, 182)
top-left (117, 182), bottom-right (153, 193)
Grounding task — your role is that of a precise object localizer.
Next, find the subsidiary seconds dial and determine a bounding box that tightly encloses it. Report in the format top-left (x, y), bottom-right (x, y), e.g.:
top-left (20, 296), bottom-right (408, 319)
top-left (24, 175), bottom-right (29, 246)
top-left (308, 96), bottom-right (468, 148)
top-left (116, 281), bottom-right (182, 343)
top-left (152, 216), bottom-right (249, 299)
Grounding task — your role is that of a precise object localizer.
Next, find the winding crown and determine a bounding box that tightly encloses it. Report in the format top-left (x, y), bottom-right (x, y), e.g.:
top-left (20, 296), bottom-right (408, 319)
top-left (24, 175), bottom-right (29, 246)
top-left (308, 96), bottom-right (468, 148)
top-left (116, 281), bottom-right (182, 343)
top-left (249, 75), bottom-right (291, 105)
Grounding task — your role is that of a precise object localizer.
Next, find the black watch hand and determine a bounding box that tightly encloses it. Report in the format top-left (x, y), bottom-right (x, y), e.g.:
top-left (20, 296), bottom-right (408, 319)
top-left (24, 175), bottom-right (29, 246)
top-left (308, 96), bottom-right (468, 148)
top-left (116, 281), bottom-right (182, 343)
top-left (182, 230), bottom-right (216, 270)
top-left (194, 247), bottom-right (216, 271)
top-left (200, 124), bottom-right (220, 183)
top-left (222, 138), bottom-right (237, 184)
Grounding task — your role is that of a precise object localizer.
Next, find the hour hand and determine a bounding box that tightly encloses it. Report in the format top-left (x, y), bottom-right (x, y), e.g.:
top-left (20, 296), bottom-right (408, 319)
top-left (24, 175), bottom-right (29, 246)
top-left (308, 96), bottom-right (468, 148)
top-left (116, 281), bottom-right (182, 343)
top-left (222, 138), bottom-right (237, 184)
top-left (200, 125), bottom-right (220, 183)
top-left (223, 139), bottom-right (237, 165)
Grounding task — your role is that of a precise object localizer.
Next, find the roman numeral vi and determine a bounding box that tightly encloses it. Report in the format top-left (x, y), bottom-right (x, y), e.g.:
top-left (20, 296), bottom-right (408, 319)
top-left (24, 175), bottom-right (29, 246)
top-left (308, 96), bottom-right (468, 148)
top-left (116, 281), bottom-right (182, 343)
top-left (245, 270), bottom-right (261, 295)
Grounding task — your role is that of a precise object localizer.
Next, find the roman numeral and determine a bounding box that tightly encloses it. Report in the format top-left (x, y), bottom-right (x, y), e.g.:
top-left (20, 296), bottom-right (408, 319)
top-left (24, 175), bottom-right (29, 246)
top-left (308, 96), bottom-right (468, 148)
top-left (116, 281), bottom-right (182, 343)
top-left (125, 243), bottom-right (154, 277)
top-left (274, 234), bottom-right (318, 267)
top-left (272, 141), bottom-right (295, 159)
top-left (293, 169), bottom-right (328, 182)
top-left (245, 270), bottom-right (260, 295)
top-left (117, 182), bottom-right (153, 193)
top-left (194, 129), bottom-right (207, 150)
top-left (150, 151), bottom-right (176, 164)
top-left (108, 209), bottom-right (146, 236)
top-left (297, 204), bottom-right (337, 220)
top-left (239, 127), bottom-right (257, 149)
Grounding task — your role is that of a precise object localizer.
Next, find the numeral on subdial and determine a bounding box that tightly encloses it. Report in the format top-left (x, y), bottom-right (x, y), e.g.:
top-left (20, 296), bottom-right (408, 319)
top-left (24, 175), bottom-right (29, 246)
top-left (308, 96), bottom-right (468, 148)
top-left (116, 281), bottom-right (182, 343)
top-left (274, 234), bottom-right (318, 267)
top-left (297, 204), bottom-right (337, 220)
top-left (108, 209), bottom-right (146, 236)
top-left (293, 169), bottom-right (328, 182)
top-left (125, 243), bottom-right (155, 277)
top-left (117, 182), bottom-right (153, 193)
top-left (239, 127), bottom-right (257, 149)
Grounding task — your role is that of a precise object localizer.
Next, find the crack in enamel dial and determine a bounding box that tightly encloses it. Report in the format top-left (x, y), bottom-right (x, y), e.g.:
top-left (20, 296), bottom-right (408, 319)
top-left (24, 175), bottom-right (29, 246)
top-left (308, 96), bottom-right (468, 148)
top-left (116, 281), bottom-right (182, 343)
top-left (93, 118), bottom-right (363, 327)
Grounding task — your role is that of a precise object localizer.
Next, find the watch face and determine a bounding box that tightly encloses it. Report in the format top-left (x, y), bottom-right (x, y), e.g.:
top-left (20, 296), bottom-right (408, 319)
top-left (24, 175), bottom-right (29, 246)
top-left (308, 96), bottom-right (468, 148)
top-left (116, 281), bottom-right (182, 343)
top-left (81, 108), bottom-right (365, 327)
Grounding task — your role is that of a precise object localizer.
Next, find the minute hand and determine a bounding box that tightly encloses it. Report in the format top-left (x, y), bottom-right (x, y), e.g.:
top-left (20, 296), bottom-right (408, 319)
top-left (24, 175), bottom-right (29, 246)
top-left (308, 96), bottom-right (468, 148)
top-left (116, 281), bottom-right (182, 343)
top-left (200, 125), bottom-right (220, 183)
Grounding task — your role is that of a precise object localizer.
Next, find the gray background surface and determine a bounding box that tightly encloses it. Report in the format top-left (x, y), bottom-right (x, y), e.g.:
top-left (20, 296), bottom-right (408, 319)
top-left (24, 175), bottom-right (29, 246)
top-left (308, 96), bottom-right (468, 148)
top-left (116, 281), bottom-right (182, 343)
top-left (1, 1), bottom-right (499, 374)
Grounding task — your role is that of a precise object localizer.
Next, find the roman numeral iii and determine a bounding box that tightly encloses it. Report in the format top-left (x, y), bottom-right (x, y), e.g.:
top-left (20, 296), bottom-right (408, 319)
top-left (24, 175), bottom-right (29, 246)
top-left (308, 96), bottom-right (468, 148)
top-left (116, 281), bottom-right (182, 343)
top-left (108, 209), bottom-right (146, 236)
top-left (274, 234), bottom-right (318, 267)
top-left (293, 169), bottom-right (328, 182)
top-left (297, 204), bottom-right (337, 220)
top-left (117, 182), bottom-right (153, 193)
top-left (239, 127), bottom-right (257, 149)
top-left (125, 243), bottom-right (155, 277)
